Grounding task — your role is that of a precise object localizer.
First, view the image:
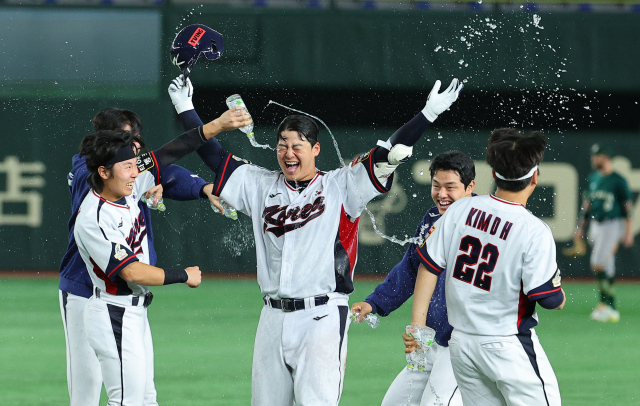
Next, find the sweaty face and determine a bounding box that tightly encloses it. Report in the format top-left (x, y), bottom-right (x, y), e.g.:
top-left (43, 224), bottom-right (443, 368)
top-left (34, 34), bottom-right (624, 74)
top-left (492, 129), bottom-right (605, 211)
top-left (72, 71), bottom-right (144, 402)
top-left (431, 169), bottom-right (475, 215)
top-left (276, 130), bottom-right (320, 182)
top-left (100, 157), bottom-right (139, 202)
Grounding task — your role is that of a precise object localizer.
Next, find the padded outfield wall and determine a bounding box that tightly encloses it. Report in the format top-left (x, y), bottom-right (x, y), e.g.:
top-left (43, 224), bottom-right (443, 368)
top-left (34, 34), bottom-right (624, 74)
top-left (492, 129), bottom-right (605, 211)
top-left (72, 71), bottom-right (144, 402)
top-left (0, 7), bottom-right (639, 277)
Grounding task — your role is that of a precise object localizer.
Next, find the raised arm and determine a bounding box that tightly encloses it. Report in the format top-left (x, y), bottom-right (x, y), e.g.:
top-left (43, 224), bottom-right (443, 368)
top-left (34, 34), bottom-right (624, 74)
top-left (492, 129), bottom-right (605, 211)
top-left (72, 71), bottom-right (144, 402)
top-left (372, 79), bottom-right (464, 185)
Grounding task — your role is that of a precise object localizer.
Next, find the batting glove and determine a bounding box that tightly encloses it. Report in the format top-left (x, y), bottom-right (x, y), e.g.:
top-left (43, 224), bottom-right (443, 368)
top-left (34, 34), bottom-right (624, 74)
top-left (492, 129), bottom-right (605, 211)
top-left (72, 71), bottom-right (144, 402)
top-left (422, 78), bottom-right (463, 122)
top-left (168, 74), bottom-right (194, 114)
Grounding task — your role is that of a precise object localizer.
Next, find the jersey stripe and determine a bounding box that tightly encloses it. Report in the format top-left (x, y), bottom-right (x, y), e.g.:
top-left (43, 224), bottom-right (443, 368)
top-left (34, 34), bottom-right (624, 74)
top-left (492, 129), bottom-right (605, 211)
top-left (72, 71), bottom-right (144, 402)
top-left (528, 288), bottom-right (561, 299)
top-left (415, 247), bottom-right (444, 274)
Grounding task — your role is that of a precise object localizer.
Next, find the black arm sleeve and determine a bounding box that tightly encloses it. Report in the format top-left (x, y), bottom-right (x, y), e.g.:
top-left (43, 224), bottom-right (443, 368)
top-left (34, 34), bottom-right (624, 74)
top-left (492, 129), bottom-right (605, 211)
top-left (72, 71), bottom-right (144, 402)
top-left (153, 127), bottom-right (207, 169)
top-left (373, 113), bottom-right (431, 162)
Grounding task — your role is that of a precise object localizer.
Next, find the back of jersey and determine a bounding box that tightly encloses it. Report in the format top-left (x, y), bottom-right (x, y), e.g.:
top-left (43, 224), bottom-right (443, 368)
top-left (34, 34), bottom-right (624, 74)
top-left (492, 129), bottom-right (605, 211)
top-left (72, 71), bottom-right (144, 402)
top-left (419, 195), bottom-right (558, 336)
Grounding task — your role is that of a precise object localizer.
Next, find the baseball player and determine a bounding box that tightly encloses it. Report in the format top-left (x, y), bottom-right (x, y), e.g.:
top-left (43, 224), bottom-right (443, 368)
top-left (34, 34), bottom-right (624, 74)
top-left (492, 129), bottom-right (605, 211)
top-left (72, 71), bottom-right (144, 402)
top-left (351, 151), bottom-right (475, 406)
top-left (408, 128), bottom-right (566, 406)
top-left (167, 74), bottom-right (463, 405)
top-left (73, 110), bottom-right (250, 405)
top-left (58, 107), bottom-right (228, 406)
top-left (574, 143), bottom-right (634, 323)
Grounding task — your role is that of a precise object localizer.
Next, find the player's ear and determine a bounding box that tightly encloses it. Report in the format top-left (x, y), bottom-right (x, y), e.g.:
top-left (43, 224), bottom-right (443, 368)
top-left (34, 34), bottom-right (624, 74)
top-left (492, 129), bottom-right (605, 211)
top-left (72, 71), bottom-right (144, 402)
top-left (98, 166), bottom-right (111, 181)
top-left (466, 179), bottom-right (476, 195)
top-left (313, 142), bottom-right (320, 157)
top-left (530, 169), bottom-right (539, 187)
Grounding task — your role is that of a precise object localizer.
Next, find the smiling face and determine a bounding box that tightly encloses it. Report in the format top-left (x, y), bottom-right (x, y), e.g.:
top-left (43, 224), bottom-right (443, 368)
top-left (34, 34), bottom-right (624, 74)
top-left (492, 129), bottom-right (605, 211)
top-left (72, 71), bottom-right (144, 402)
top-left (276, 130), bottom-right (320, 182)
top-left (99, 157), bottom-right (139, 202)
top-left (431, 169), bottom-right (475, 215)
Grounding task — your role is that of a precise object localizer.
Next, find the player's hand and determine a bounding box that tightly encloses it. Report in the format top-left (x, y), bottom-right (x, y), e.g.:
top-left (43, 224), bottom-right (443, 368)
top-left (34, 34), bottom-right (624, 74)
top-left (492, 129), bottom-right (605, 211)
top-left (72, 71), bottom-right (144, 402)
top-left (351, 302), bottom-right (373, 322)
top-left (422, 78), bottom-right (463, 122)
top-left (185, 266), bottom-right (202, 288)
top-left (403, 332), bottom-right (418, 354)
top-left (623, 233), bottom-right (634, 248)
top-left (168, 74), bottom-right (194, 114)
top-left (145, 184), bottom-right (164, 206)
top-left (202, 184), bottom-right (225, 215)
top-left (202, 108), bottom-right (253, 139)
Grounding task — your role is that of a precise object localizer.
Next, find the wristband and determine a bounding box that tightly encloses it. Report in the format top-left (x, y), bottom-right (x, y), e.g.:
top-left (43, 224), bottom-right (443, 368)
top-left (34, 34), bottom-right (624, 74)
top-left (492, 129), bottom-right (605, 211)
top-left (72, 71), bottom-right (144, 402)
top-left (163, 269), bottom-right (189, 285)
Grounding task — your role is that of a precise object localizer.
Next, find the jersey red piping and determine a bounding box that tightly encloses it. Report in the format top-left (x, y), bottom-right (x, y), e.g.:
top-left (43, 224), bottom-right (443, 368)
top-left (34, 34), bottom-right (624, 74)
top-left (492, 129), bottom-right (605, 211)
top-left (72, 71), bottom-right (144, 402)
top-left (368, 153), bottom-right (388, 193)
top-left (528, 287), bottom-right (561, 298)
top-left (107, 256), bottom-right (138, 278)
top-left (215, 154), bottom-right (232, 196)
top-left (92, 191), bottom-right (129, 209)
top-left (490, 195), bottom-right (524, 207)
top-left (415, 248), bottom-right (443, 274)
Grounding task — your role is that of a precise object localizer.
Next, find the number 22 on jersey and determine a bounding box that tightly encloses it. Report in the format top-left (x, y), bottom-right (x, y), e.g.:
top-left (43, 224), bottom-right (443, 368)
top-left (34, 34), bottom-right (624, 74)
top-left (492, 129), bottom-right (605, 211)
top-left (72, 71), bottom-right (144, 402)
top-left (452, 236), bottom-right (500, 292)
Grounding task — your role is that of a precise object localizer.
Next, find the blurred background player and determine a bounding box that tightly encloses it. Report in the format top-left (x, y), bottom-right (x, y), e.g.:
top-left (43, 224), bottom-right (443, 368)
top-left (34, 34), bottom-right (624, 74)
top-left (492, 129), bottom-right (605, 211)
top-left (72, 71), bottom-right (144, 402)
top-left (74, 107), bottom-right (249, 406)
top-left (168, 73), bottom-right (462, 405)
top-left (409, 128), bottom-right (565, 406)
top-left (351, 151), bottom-right (475, 406)
top-left (58, 107), bottom-right (226, 406)
top-left (573, 142), bottom-right (634, 323)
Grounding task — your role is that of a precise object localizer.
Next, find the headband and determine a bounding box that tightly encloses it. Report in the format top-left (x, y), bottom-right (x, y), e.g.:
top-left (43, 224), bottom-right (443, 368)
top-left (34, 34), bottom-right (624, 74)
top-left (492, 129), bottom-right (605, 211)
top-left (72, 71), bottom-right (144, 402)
top-left (105, 144), bottom-right (137, 166)
top-left (495, 165), bottom-right (538, 181)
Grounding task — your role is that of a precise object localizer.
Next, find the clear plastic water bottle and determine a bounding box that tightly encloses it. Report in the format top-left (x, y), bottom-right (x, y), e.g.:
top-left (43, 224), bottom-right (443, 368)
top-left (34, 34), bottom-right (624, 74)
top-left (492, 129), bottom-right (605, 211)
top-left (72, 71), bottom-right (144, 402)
top-left (140, 194), bottom-right (166, 212)
top-left (405, 325), bottom-right (435, 370)
top-left (225, 94), bottom-right (272, 150)
top-left (211, 200), bottom-right (238, 220)
top-left (350, 312), bottom-right (380, 329)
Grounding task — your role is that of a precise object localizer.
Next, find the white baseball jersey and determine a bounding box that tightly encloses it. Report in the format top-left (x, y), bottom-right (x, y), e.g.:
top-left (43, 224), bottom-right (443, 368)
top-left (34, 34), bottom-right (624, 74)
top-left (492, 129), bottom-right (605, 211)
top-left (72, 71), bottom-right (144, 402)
top-left (214, 149), bottom-right (389, 299)
top-left (74, 170), bottom-right (157, 296)
top-left (417, 195), bottom-right (562, 336)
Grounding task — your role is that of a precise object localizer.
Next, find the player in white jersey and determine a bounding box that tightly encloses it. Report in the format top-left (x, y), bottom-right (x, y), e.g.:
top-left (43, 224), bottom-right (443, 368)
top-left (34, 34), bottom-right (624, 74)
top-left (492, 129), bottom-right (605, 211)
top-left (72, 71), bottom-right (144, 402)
top-left (74, 109), bottom-right (250, 405)
top-left (407, 128), bottom-right (566, 406)
top-left (177, 75), bottom-right (463, 405)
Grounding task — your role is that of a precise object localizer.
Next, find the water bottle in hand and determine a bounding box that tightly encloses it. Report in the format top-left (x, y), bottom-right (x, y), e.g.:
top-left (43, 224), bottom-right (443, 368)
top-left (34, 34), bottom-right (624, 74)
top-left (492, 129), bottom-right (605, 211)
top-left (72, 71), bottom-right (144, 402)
top-left (225, 94), bottom-right (272, 150)
top-left (211, 200), bottom-right (238, 220)
top-left (141, 194), bottom-right (166, 212)
top-left (350, 311), bottom-right (380, 329)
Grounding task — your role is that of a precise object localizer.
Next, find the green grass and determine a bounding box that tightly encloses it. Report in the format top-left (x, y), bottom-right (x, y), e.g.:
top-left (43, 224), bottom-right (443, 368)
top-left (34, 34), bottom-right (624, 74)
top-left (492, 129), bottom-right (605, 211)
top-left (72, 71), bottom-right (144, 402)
top-left (0, 277), bottom-right (639, 405)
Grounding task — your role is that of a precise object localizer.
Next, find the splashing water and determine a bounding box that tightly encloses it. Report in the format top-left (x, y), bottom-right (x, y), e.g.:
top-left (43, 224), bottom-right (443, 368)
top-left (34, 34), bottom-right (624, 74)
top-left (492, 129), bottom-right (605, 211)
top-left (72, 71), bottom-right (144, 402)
top-left (267, 100), bottom-right (421, 246)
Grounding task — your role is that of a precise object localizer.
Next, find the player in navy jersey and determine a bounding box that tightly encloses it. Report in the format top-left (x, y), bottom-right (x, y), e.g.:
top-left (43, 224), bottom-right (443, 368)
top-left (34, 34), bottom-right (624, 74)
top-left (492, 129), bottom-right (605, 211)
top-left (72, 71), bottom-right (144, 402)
top-left (351, 151), bottom-right (475, 406)
top-left (58, 107), bottom-right (229, 406)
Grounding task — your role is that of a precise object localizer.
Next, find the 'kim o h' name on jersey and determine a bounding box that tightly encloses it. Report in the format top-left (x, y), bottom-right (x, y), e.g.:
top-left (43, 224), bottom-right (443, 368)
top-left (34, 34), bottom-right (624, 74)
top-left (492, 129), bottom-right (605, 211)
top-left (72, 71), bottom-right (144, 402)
top-left (417, 195), bottom-right (562, 336)
top-left (213, 150), bottom-right (389, 300)
top-left (74, 160), bottom-right (159, 297)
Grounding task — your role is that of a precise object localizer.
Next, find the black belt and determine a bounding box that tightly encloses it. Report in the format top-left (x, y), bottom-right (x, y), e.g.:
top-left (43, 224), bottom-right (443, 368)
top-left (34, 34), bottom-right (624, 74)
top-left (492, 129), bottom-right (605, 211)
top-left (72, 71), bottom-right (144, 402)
top-left (263, 295), bottom-right (329, 312)
top-left (95, 287), bottom-right (153, 308)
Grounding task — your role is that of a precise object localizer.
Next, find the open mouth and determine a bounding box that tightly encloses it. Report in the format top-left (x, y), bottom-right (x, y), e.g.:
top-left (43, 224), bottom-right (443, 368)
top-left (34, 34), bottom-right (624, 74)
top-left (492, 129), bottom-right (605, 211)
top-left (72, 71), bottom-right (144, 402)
top-left (285, 161), bottom-right (300, 173)
top-left (126, 182), bottom-right (134, 189)
top-left (438, 200), bottom-right (452, 210)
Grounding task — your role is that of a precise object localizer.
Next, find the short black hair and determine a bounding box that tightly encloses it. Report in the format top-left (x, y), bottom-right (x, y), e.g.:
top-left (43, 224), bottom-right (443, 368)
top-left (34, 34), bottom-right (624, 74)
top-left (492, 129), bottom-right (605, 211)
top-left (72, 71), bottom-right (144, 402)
top-left (81, 108), bottom-right (145, 157)
top-left (486, 128), bottom-right (546, 192)
top-left (93, 108), bottom-right (143, 135)
top-left (276, 115), bottom-right (319, 147)
top-left (83, 130), bottom-right (137, 192)
top-left (429, 150), bottom-right (476, 188)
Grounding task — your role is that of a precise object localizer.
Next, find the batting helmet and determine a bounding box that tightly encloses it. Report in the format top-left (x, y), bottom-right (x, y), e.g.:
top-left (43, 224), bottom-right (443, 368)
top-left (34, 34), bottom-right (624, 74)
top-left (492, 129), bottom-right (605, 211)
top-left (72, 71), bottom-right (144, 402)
top-left (170, 24), bottom-right (224, 79)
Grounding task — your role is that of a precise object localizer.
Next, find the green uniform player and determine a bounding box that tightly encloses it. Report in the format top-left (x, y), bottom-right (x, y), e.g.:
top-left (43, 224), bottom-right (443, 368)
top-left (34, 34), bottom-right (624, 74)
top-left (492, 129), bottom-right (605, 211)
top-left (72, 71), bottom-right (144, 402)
top-left (575, 143), bottom-right (634, 322)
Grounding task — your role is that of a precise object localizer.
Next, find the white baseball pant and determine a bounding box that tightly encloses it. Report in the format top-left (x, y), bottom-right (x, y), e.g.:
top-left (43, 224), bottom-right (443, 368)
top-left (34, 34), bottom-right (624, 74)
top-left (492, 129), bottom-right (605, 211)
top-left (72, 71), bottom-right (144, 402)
top-left (83, 293), bottom-right (158, 406)
top-left (588, 219), bottom-right (625, 278)
top-left (59, 290), bottom-right (102, 406)
top-left (251, 293), bottom-right (350, 406)
top-left (448, 328), bottom-right (561, 406)
top-left (382, 343), bottom-right (462, 406)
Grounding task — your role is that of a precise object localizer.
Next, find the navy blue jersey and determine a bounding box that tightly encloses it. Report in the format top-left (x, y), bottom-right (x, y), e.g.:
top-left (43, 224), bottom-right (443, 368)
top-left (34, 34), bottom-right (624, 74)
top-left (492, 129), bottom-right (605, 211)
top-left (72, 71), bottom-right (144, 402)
top-left (58, 154), bottom-right (209, 298)
top-left (365, 206), bottom-right (452, 346)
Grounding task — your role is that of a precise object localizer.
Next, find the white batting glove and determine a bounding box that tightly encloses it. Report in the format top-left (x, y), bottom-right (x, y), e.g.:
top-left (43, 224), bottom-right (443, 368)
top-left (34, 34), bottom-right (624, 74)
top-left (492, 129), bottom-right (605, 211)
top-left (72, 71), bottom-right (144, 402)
top-left (168, 74), bottom-right (194, 114)
top-left (422, 78), bottom-right (463, 122)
